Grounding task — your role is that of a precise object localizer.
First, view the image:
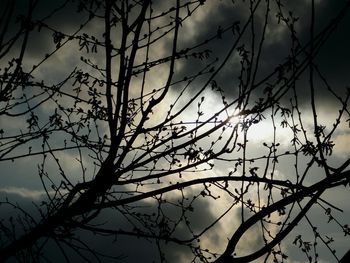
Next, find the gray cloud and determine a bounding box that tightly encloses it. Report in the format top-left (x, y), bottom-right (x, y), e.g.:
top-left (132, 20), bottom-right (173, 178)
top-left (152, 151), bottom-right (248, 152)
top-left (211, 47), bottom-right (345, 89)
top-left (0, 188), bottom-right (223, 262)
top-left (170, 0), bottom-right (350, 110)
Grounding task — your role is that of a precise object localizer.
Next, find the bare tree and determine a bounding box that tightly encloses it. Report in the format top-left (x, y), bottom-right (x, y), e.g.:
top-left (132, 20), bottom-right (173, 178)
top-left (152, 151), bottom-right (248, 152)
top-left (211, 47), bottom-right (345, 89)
top-left (0, 0), bottom-right (349, 262)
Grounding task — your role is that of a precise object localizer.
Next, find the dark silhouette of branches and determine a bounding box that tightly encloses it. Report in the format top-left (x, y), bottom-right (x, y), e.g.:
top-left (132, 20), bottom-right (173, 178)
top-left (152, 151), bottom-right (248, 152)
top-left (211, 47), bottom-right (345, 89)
top-left (0, 0), bottom-right (350, 262)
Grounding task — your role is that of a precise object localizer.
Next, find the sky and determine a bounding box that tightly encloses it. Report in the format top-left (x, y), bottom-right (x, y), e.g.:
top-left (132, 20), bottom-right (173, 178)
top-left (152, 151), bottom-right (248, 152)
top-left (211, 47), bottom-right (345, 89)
top-left (0, 0), bottom-right (350, 262)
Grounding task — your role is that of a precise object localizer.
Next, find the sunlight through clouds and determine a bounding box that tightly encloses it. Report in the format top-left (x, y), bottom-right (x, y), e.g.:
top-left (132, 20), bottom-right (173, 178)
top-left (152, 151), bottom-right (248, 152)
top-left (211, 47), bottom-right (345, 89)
top-left (1, 0), bottom-right (349, 262)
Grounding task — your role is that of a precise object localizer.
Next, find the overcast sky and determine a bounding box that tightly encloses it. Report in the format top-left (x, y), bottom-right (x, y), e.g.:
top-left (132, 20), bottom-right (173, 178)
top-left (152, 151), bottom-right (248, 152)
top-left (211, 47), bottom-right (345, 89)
top-left (1, 0), bottom-right (350, 262)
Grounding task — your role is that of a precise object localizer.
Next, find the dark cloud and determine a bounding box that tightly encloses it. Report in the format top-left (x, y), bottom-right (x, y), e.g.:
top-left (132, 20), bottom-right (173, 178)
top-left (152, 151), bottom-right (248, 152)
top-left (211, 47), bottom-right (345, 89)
top-left (283, 1), bottom-right (350, 106)
top-left (0, 187), bottom-right (221, 262)
top-left (0, 159), bottom-right (41, 189)
top-left (314, 2), bottom-right (350, 91)
top-left (170, 0), bottom-right (350, 109)
top-left (4, 0), bottom-right (349, 105)
top-left (0, 0), bottom-right (84, 57)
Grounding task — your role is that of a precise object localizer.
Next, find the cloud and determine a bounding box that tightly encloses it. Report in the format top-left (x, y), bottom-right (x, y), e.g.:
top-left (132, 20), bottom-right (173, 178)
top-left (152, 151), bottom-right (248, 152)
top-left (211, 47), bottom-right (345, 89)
top-left (1, 1), bottom-right (349, 262)
top-left (333, 133), bottom-right (350, 156)
top-left (0, 186), bottom-right (46, 200)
